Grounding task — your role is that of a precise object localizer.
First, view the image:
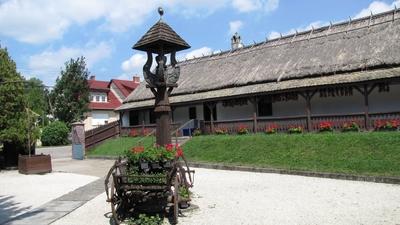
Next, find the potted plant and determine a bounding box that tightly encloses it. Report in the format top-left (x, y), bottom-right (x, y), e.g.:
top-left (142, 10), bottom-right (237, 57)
top-left (18, 108), bottom-right (52, 174)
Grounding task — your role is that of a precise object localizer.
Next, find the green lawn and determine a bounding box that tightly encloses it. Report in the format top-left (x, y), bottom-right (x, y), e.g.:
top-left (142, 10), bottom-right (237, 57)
top-left (183, 132), bottom-right (400, 177)
top-left (87, 136), bottom-right (155, 156)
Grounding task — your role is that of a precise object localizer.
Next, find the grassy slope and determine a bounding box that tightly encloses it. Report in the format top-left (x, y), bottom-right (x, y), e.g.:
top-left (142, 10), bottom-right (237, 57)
top-left (87, 136), bottom-right (155, 156)
top-left (183, 132), bottom-right (400, 177)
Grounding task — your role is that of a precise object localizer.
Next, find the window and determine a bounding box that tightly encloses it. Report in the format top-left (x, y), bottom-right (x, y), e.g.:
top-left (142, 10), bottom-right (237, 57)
top-left (101, 95), bottom-right (106, 102)
top-left (189, 107), bottom-right (197, 120)
top-left (203, 104), bottom-right (217, 121)
top-left (91, 92), bottom-right (107, 102)
top-left (129, 111), bottom-right (139, 126)
top-left (258, 97), bottom-right (273, 117)
top-left (95, 96), bottom-right (100, 102)
top-left (149, 109), bottom-right (156, 124)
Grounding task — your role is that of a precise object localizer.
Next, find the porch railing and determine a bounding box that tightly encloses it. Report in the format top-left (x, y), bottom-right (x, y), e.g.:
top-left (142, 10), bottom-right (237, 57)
top-left (203, 111), bottom-right (400, 134)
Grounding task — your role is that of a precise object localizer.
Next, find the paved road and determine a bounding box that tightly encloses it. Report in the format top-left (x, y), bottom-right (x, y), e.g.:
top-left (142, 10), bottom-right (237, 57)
top-left (36, 146), bottom-right (72, 159)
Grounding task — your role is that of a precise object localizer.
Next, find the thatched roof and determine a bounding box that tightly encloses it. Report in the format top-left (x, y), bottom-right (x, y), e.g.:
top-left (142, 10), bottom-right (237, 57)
top-left (119, 9), bottom-right (400, 111)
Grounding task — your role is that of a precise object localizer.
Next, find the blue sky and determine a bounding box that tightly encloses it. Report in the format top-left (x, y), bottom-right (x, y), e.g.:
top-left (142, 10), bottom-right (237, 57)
top-left (0, 0), bottom-right (399, 86)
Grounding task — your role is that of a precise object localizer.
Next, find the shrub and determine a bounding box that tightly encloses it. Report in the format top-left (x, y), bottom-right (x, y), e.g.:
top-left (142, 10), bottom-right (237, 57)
top-left (288, 126), bottom-right (303, 134)
top-left (126, 214), bottom-right (163, 225)
top-left (193, 128), bottom-right (202, 136)
top-left (214, 127), bottom-right (228, 135)
top-left (41, 121), bottom-right (69, 146)
top-left (265, 124), bottom-right (278, 134)
top-left (319, 121), bottom-right (333, 132)
top-left (374, 119), bottom-right (400, 131)
top-left (237, 124), bottom-right (249, 135)
top-left (342, 121), bottom-right (359, 132)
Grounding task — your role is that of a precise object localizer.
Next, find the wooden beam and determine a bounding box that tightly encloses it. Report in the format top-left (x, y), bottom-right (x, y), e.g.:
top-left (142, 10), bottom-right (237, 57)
top-left (249, 97), bottom-right (259, 133)
top-left (363, 84), bottom-right (370, 130)
top-left (305, 91), bottom-right (312, 132)
top-left (206, 102), bottom-right (217, 134)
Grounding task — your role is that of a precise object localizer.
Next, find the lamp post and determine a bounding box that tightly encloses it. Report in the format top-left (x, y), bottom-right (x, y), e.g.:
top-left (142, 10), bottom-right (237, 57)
top-left (133, 7), bottom-right (190, 147)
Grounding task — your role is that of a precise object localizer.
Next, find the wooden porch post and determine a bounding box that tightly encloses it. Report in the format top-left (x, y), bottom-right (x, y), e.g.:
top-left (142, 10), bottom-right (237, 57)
top-left (305, 92), bottom-right (312, 132)
top-left (249, 97), bottom-right (258, 133)
top-left (206, 102), bottom-right (216, 134)
top-left (300, 90), bottom-right (316, 132)
top-left (355, 84), bottom-right (376, 131)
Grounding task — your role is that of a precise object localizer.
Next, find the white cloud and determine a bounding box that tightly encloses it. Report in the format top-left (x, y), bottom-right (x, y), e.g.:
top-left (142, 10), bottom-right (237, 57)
top-left (231, 0), bottom-right (279, 13)
top-left (354, 0), bottom-right (399, 18)
top-left (229, 20), bottom-right (244, 35)
top-left (0, 0), bottom-right (274, 44)
top-left (27, 42), bottom-right (113, 85)
top-left (267, 20), bottom-right (328, 40)
top-left (121, 53), bottom-right (147, 74)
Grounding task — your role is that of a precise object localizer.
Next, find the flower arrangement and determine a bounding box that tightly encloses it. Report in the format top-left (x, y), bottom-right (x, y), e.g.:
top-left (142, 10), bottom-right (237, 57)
top-left (342, 121), bottom-right (359, 132)
top-left (237, 124), bottom-right (249, 135)
top-left (319, 121), bottom-right (333, 132)
top-left (374, 119), bottom-right (400, 131)
top-left (214, 126), bottom-right (228, 135)
top-left (265, 124), bottom-right (278, 134)
top-left (288, 125), bottom-right (303, 134)
top-left (126, 143), bottom-right (183, 168)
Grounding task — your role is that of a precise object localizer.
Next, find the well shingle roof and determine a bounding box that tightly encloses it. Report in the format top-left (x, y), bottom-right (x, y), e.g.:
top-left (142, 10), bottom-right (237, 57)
top-left (133, 20), bottom-right (190, 53)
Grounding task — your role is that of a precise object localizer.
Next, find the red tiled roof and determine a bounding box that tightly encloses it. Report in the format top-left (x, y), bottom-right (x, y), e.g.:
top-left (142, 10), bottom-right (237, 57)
top-left (88, 79), bottom-right (109, 91)
top-left (111, 79), bottom-right (139, 97)
top-left (89, 90), bottom-right (121, 110)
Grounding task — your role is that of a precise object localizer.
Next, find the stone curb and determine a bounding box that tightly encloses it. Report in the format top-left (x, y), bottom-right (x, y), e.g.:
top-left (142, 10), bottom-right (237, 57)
top-left (87, 156), bottom-right (400, 185)
top-left (187, 162), bottom-right (400, 185)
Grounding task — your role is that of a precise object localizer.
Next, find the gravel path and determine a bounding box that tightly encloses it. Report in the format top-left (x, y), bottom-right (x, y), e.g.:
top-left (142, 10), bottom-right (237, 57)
top-left (52, 168), bottom-right (400, 225)
top-left (0, 171), bottom-right (98, 224)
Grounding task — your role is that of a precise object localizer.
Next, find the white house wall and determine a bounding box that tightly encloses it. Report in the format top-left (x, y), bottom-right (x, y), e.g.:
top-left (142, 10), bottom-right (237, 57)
top-left (272, 98), bottom-right (306, 116)
top-left (311, 91), bottom-right (364, 115)
top-left (369, 84), bottom-right (400, 113)
top-left (216, 101), bottom-right (253, 120)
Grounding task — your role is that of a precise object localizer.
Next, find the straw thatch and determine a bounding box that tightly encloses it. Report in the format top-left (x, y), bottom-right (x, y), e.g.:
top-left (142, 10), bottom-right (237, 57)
top-left (119, 9), bottom-right (400, 111)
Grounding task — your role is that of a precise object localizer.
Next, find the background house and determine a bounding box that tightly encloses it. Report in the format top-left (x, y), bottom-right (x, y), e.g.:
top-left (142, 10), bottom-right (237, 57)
top-left (117, 9), bottom-right (400, 134)
top-left (84, 75), bottom-right (140, 130)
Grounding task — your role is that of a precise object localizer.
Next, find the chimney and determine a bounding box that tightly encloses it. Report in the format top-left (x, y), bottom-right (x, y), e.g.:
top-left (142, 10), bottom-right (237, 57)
top-left (133, 76), bottom-right (140, 84)
top-left (89, 75), bottom-right (96, 80)
top-left (231, 32), bottom-right (243, 50)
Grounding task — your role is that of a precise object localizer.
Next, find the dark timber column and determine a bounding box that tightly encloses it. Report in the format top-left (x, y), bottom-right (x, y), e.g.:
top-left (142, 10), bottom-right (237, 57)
top-left (363, 84), bottom-right (370, 130)
top-left (206, 102), bottom-right (216, 134)
top-left (249, 97), bottom-right (258, 133)
top-left (154, 86), bottom-right (171, 146)
top-left (305, 91), bottom-right (312, 132)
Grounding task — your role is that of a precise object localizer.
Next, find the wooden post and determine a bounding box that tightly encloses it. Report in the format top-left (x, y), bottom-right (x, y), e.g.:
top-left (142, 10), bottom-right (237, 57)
top-left (305, 92), bottom-right (312, 132)
top-left (363, 84), bottom-right (369, 130)
top-left (206, 102), bottom-right (216, 134)
top-left (141, 120), bottom-right (145, 136)
top-left (249, 97), bottom-right (258, 133)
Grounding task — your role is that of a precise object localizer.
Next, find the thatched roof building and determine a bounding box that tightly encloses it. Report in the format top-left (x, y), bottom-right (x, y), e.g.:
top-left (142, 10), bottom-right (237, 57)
top-left (117, 9), bottom-right (400, 111)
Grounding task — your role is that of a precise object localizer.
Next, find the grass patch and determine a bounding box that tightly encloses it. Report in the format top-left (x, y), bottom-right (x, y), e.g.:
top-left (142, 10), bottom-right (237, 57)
top-left (87, 136), bottom-right (154, 156)
top-left (183, 132), bottom-right (400, 177)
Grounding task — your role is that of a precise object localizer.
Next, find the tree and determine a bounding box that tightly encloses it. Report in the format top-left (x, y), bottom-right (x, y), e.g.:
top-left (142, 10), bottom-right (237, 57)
top-left (0, 46), bottom-right (26, 143)
top-left (51, 57), bottom-right (90, 126)
top-left (25, 78), bottom-right (49, 127)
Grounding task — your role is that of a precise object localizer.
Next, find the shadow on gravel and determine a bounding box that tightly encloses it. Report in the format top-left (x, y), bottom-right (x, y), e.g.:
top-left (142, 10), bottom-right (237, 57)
top-left (0, 195), bottom-right (33, 224)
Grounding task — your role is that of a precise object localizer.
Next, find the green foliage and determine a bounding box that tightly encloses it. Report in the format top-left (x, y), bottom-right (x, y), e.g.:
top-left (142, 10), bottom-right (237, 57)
top-left (288, 126), bottom-right (303, 134)
top-left (193, 128), bottom-right (202, 136)
top-left (178, 186), bottom-right (190, 199)
top-left (0, 46), bottom-right (27, 143)
top-left (183, 133), bottom-right (400, 177)
top-left (126, 214), bottom-right (163, 225)
top-left (25, 78), bottom-right (49, 126)
top-left (41, 121), bottom-right (69, 146)
top-left (51, 57), bottom-right (90, 126)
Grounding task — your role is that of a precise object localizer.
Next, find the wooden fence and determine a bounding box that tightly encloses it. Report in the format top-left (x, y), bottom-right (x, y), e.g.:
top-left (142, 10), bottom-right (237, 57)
top-left (203, 111), bottom-right (400, 134)
top-left (85, 121), bottom-right (120, 150)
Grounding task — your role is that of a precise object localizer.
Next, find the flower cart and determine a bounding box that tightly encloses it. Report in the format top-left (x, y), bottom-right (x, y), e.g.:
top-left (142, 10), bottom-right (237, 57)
top-left (104, 145), bottom-right (195, 224)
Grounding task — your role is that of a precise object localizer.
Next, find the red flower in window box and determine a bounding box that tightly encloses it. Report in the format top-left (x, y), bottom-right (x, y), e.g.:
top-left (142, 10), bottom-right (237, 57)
top-left (265, 124), bottom-right (278, 134)
top-left (237, 124), bottom-right (249, 135)
top-left (319, 121), bottom-right (333, 132)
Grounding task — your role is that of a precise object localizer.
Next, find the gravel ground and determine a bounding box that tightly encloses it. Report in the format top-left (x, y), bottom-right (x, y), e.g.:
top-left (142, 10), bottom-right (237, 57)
top-left (52, 168), bottom-right (400, 225)
top-left (0, 170), bottom-right (98, 224)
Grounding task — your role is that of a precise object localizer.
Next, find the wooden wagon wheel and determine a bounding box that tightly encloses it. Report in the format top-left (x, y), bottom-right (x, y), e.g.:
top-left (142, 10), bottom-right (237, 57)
top-left (110, 179), bottom-right (126, 225)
